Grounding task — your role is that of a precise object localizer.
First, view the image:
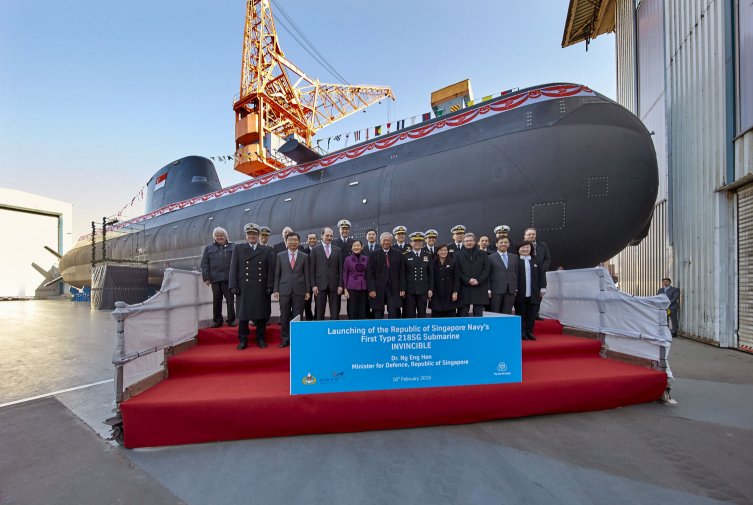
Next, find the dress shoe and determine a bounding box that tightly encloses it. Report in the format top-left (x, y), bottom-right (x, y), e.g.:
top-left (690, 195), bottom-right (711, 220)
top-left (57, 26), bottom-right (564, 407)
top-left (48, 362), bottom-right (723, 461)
top-left (527, 332), bottom-right (537, 341)
top-left (227, 321), bottom-right (237, 327)
top-left (237, 341), bottom-right (248, 350)
top-left (278, 339), bottom-right (290, 348)
top-left (256, 340), bottom-right (267, 348)
top-left (210, 322), bottom-right (222, 328)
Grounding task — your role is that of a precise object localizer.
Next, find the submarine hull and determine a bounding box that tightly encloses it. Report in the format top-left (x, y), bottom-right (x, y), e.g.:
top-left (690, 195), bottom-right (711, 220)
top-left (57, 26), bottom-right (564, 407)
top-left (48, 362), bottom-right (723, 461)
top-left (60, 84), bottom-right (658, 287)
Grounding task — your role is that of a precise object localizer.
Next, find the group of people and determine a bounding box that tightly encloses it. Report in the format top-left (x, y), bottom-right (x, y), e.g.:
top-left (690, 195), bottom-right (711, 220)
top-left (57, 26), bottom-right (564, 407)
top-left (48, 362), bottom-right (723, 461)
top-left (200, 219), bottom-right (552, 349)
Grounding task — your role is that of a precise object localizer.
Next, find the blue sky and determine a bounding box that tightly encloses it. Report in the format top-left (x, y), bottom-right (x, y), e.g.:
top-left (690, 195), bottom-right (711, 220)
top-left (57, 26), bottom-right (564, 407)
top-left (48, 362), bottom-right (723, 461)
top-left (0, 0), bottom-right (615, 240)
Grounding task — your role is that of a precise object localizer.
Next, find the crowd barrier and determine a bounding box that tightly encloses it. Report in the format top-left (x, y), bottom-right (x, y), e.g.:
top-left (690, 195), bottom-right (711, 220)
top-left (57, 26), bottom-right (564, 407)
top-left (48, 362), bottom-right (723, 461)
top-left (540, 267), bottom-right (672, 376)
top-left (111, 268), bottom-right (213, 403)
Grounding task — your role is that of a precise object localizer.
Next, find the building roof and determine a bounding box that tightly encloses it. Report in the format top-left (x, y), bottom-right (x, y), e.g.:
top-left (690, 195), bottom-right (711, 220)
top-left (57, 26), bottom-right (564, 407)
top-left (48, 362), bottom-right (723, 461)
top-left (562, 0), bottom-right (616, 48)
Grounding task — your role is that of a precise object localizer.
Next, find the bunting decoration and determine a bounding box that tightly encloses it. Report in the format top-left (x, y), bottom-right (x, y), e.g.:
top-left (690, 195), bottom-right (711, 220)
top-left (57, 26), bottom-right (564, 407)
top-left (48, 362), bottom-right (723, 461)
top-left (280, 85), bottom-right (522, 155)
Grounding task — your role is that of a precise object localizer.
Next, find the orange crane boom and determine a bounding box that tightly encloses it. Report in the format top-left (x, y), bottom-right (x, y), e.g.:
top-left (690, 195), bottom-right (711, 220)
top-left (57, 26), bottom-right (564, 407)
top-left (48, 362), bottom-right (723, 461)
top-left (233, 0), bottom-right (395, 177)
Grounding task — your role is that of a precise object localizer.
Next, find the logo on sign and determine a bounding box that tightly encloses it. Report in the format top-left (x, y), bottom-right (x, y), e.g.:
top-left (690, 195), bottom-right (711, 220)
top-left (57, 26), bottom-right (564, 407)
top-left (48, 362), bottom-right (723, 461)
top-left (302, 373), bottom-right (317, 385)
top-left (494, 361), bottom-right (511, 376)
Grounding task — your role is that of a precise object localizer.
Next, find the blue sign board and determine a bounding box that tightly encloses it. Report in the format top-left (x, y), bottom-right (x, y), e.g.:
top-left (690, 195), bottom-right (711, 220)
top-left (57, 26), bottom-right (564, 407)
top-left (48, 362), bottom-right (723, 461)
top-left (290, 316), bottom-right (521, 395)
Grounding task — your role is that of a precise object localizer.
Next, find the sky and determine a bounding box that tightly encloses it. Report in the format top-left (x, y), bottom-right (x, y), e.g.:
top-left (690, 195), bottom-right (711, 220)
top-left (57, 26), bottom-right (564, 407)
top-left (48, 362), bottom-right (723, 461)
top-left (0, 0), bottom-right (615, 242)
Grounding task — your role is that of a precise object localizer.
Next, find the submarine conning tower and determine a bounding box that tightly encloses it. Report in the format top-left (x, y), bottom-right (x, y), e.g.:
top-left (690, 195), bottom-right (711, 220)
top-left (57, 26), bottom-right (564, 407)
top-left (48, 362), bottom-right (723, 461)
top-left (144, 156), bottom-right (222, 214)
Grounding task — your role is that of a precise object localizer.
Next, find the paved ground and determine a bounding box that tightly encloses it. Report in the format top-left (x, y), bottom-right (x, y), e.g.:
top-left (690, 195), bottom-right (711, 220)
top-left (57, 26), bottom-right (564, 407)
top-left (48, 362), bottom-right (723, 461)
top-left (1, 300), bottom-right (752, 505)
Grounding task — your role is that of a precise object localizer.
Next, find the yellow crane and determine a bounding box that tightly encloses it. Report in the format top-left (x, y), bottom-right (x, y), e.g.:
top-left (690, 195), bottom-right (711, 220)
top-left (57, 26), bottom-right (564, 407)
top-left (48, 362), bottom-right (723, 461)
top-left (233, 0), bottom-right (395, 176)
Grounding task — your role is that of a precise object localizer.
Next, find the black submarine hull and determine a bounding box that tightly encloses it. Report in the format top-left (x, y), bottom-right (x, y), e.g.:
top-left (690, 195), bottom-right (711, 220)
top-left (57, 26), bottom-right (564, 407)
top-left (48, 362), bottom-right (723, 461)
top-left (60, 84), bottom-right (658, 287)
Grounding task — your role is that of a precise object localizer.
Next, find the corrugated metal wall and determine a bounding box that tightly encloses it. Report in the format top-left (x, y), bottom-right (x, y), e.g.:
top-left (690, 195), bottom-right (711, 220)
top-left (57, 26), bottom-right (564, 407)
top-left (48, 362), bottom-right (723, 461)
top-left (615, 200), bottom-right (668, 296)
top-left (612, 0), bottom-right (669, 298)
top-left (739, 184), bottom-right (753, 352)
top-left (615, 0), bottom-right (637, 114)
top-left (665, 0), bottom-right (736, 346)
top-left (738, 0), bottom-right (753, 134)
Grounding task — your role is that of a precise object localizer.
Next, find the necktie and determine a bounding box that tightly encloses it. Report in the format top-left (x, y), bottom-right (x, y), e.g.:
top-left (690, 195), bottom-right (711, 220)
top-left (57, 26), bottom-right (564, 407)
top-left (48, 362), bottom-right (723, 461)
top-left (503, 253), bottom-right (508, 268)
top-left (385, 250), bottom-right (390, 269)
top-left (325, 245), bottom-right (330, 258)
top-left (290, 253), bottom-right (295, 269)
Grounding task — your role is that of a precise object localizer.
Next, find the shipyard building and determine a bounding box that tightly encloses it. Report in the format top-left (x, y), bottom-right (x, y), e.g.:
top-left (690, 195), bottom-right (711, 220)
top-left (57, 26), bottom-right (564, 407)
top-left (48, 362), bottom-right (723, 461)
top-left (0, 188), bottom-right (72, 298)
top-left (563, 0), bottom-right (753, 350)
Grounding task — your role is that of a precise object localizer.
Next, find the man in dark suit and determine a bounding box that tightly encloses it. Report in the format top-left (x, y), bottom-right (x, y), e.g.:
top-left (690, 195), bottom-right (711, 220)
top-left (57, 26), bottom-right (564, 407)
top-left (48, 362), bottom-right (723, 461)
top-left (273, 233), bottom-right (310, 348)
top-left (301, 233), bottom-right (318, 320)
top-left (488, 236), bottom-right (518, 314)
top-left (273, 226), bottom-right (293, 254)
top-left (333, 219), bottom-right (355, 256)
top-left (523, 227), bottom-right (551, 271)
top-left (658, 277), bottom-right (680, 337)
top-left (364, 229), bottom-right (379, 254)
top-left (455, 232), bottom-right (491, 317)
top-left (367, 232), bottom-right (406, 319)
top-left (392, 226), bottom-right (409, 253)
top-left (404, 232), bottom-right (434, 318)
top-left (310, 227), bottom-right (343, 320)
top-left (515, 241), bottom-right (547, 340)
top-left (447, 225), bottom-right (466, 256)
top-left (229, 223), bottom-right (275, 349)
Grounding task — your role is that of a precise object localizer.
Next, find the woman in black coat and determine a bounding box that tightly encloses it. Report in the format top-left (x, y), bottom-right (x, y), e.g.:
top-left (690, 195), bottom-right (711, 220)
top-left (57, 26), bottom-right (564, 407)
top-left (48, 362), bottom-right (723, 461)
top-left (515, 241), bottom-right (547, 340)
top-left (430, 244), bottom-right (460, 317)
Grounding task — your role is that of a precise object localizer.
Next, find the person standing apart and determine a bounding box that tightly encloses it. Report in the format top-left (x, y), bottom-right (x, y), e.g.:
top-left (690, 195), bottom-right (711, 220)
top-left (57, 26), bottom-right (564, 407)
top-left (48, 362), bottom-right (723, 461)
top-left (273, 233), bottom-right (310, 348)
top-left (658, 277), bottom-right (680, 337)
top-left (229, 223), bottom-right (275, 349)
top-left (456, 233), bottom-right (491, 317)
top-left (430, 244), bottom-right (459, 317)
top-left (515, 241), bottom-right (547, 340)
top-left (367, 232), bottom-right (406, 319)
top-left (342, 240), bottom-right (369, 319)
top-left (488, 236), bottom-right (518, 315)
top-left (201, 227), bottom-right (236, 328)
top-left (310, 227), bottom-right (343, 320)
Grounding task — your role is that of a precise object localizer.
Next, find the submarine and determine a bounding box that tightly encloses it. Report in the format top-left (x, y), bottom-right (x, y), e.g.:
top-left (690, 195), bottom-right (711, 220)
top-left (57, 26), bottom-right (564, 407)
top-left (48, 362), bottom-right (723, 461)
top-left (59, 82), bottom-right (658, 288)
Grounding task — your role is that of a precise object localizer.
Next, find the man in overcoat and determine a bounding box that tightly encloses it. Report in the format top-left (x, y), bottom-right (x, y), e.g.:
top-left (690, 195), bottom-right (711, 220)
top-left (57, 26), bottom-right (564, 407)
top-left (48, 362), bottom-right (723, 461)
top-left (455, 232), bottom-right (491, 317)
top-left (229, 223), bottom-right (275, 349)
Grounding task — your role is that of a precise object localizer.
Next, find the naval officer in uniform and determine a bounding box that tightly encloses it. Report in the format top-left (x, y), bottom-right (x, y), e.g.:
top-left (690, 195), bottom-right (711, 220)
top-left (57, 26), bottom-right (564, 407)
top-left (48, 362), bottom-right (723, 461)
top-left (403, 232), bottom-right (434, 318)
top-left (229, 223), bottom-right (275, 349)
top-left (423, 229), bottom-right (438, 256)
top-left (333, 219), bottom-right (355, 256)
top-left (259, 226), bottom-right (271, 247)
top-left (447, 225), bottom-right (466, 256)
top-left (392, 226), bottom-right (409, 253)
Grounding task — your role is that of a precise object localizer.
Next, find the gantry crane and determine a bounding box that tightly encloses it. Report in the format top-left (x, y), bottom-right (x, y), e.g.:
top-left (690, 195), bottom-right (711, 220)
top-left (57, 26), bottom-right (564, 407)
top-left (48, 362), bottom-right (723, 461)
top-left (233, 0), bottom-right (395, 176)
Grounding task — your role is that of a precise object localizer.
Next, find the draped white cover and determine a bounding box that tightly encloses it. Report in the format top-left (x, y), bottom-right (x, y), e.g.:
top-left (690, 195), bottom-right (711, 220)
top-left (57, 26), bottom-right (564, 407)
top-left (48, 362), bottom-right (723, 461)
top-left (539, 267), bottom-right (671, 375)
top-left (112, 268), bottom-right (213, 389)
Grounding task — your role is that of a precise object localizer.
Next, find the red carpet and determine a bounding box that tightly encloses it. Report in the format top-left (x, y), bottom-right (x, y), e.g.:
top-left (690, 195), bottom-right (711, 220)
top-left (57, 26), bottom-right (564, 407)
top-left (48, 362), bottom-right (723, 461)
top-left (120, 320), bottom-right (667, 448)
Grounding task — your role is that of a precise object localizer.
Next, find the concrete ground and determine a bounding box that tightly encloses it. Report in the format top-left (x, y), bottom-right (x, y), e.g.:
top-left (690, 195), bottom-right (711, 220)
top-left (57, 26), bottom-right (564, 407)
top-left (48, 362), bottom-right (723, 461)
top-left (1, 300), bottom-right (752, 505)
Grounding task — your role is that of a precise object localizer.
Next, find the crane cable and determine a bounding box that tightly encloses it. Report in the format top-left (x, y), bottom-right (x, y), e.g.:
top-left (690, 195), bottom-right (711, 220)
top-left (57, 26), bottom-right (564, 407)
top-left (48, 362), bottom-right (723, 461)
top-left (270, 0), bottom-right (350, 85)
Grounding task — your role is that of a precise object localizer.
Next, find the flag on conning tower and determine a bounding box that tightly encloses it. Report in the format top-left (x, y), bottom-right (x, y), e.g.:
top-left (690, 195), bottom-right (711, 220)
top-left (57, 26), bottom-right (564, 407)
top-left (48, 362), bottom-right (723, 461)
top-left (155, 173), bottom-right (167, 190)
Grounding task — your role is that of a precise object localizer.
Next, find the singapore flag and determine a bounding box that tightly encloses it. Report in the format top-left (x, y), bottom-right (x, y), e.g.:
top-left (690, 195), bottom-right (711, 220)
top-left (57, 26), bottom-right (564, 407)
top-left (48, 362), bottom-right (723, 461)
top-left (155, 173), bottom-right (167, 190)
